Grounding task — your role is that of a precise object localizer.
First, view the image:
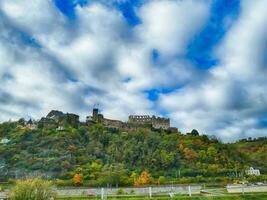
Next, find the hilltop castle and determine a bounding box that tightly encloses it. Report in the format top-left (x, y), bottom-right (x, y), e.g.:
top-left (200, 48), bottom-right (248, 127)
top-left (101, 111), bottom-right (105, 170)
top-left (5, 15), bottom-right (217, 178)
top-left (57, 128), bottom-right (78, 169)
top-left (21, 108), bottom-right (174, 132)
top-left (128, 115), bottom-right (170, 129)
top-left (86, 108), bottom-right (170, 130)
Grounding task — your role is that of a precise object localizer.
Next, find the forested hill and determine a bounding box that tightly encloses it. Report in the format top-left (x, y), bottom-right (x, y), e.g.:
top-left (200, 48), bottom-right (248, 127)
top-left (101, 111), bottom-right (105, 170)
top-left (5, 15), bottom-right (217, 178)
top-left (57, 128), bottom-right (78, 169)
top-left (0, 121), bottom-right (266, 186)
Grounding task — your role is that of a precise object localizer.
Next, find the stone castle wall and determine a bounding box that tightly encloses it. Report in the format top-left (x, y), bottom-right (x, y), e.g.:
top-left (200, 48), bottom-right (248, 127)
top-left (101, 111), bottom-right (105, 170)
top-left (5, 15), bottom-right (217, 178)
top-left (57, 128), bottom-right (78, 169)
top-left (103, 118), bottom-right (124, 129)
top-left (151, 116), bottom-right (170, 130)
top-left (87, 109), bottom-right (170, 130)
top-left (128, 115), bottom-right (152, 124)
top-left (128, 115), bottom-right (170, 130)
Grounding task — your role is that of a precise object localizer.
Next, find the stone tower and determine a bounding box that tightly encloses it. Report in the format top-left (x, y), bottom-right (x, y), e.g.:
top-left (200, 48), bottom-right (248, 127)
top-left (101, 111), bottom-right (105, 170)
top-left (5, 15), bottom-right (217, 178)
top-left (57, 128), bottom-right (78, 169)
top-left (92, 108), bottom-right (99, 122)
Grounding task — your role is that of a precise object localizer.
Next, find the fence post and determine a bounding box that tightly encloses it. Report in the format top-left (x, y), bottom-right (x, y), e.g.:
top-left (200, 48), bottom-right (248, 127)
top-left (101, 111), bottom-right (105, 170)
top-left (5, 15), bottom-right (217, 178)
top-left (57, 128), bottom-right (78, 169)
top-left (101, 188), bottom-right (104, 200)
top-left (188, 185), bottom-right (192, 197)
top-left (149, 187), bottom-right (152, 198)
top-left (242, 184), bottom-right (245, 195)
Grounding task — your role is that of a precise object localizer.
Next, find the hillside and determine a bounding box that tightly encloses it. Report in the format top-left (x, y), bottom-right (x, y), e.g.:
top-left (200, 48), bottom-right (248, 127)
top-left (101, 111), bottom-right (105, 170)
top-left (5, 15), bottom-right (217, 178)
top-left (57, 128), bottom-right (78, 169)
top-left (0, 120), bottom-right (266, 186)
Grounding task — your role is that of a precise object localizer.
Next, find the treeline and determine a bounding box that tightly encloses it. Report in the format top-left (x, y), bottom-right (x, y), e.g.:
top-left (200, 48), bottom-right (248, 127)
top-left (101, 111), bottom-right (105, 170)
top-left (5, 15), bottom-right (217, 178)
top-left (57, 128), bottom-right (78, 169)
top-left (0, 121), bottom-right (266, 186)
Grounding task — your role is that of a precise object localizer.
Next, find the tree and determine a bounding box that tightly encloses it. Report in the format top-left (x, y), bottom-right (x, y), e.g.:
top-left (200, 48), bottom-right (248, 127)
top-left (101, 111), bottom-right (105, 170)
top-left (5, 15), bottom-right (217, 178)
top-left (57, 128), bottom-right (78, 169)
top-left (99, 164), bottom-right (130, 187)
top-left (134, 170), bottom-right (151, 186)
top-left (160, 150), bottom-right (175, 169)
top-left (82, 162), bottom-right (102, 180)
top-left (199, 150), bottom-right (207, 162)
top-left (158, 176), bottom-right (166, 185)
top-left (9, 178), bottom-right (55, 200)
top-left (183, 148), bottom-right (198, 161)
top-left (130, 172), bottom-right (137, 185)
top-left (207, 146), bottom-right (217, 162)
top-left (190, 129), bottom-right (199, 136)
top-left (73, 173), bottom-right (82, 185)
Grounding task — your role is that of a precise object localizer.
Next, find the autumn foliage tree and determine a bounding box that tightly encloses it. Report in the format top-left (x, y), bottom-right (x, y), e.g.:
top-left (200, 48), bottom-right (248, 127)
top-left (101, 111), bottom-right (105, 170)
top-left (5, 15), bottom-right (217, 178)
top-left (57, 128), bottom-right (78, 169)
top-left (73, 173), bottom-right (82, 185)
top-left (183, 148), bottom-right (198, 161)
top-left (134, 170), bottom-right (151, 186)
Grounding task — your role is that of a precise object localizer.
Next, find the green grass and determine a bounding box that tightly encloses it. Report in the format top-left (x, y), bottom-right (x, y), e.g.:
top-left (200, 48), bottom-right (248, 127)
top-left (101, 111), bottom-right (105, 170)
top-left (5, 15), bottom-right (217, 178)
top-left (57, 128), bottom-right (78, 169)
top-left (57, 193), bottom-right (267, 200)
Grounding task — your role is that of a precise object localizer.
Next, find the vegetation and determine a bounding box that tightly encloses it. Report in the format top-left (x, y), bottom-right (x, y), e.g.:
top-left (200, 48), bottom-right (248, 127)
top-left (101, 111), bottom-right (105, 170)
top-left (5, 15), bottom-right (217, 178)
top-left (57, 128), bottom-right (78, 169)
top-left (0, 121), bottom-right (266, 186)
top-left (9, 178), bottom-right (55, 200)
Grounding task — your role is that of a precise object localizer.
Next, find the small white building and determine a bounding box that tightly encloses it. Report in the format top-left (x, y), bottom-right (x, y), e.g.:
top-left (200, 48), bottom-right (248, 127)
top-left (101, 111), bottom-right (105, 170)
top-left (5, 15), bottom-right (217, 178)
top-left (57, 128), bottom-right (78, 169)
top-left (0, 138), bottom-right (10, 144)
top-left (246, 167), bottom-right (260, 176)
top-left (56, 126), bottom-right (64, 131)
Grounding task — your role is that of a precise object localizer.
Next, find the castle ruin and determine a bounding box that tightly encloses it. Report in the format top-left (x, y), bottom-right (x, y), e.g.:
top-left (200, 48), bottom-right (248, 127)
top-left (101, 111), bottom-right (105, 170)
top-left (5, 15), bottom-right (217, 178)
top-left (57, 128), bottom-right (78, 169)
top-left (128, 115), bottom-right (170, 130)
top-left (86, 108), bottom-right (124, 129)
top-left (86, 108), bottom-right (170, 130)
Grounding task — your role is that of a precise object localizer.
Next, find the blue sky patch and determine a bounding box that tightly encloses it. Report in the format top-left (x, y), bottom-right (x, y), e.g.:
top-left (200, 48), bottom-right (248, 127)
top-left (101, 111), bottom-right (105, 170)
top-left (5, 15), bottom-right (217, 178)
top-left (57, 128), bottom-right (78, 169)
top-left (20, 33), bottom-right (41, 48)
top-left (186, 0), bottom-right (240, 69)
top-left (55, 0), bottom-right (76, 19)
top-left (151, 49), bottom-right (160, 63)
top-left (113, 0), bottom-right (142, 26)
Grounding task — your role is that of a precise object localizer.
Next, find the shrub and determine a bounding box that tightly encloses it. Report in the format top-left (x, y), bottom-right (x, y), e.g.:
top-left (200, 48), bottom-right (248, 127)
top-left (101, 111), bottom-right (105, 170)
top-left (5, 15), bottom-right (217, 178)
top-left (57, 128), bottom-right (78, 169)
top-left (55, 179), bottom-right (65, 186)
top-left (9, 178), bottom-right (55, 200)
top-left (116, 188), bottom-right (125, 195)
top-left (7, 178), bottom-right (16, 184)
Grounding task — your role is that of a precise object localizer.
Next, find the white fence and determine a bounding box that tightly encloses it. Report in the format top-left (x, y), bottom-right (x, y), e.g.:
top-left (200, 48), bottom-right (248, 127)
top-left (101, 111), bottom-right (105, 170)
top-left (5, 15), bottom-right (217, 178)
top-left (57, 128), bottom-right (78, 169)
top-left (227, 184), bottom-right (267, 193)
top-left (0, 192), bottom-right (8, 200)
top-left (56, 185), bottom-right (202, 197)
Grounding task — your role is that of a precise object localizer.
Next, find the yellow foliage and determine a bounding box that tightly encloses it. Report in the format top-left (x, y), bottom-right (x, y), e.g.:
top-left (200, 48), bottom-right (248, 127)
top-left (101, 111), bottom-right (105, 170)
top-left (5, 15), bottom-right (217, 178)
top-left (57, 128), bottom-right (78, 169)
top-left (134, 170), bottom-right (151, 186)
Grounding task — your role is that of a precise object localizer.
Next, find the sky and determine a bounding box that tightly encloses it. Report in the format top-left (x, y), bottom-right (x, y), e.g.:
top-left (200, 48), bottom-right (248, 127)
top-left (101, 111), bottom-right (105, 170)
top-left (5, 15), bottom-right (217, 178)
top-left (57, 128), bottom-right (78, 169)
top-left (0, 0), bottom-right (267, 141)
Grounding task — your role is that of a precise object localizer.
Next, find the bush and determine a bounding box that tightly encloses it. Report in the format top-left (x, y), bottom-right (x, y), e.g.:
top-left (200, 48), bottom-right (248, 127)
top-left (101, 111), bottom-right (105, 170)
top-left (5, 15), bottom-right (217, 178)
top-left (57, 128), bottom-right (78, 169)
top-left (9, 178), bottom-right (55, 200)
top-left (116, 188), bottom-right (125, 195)
top-left (7, 178), bottom-right (16, 184)
top-left (55, 179), bottom-right (65, 186)
top-left (158, 176), bottom-right (166, 185)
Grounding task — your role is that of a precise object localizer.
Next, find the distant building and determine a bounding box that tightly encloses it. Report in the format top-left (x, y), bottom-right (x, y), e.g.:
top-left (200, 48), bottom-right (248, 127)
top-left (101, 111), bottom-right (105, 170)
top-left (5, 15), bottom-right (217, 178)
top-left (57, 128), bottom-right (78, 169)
top-left (39, 110), bottom-right (80, 128)
top-left (86, 108), bottom-right (124, 129)
top-left (38, 117), bottom-right (56, 129)
top-left (56, 126), bottom-right (64, 131)
top-left (26, 119), bottom-right (37, 130)
top-left (0, 138), bottom-right (10, 144)
top-left (86, 108), bottom-right (171, 130)
top-left (246, 167), bottom-right (260, 176)
top-left (128, 115), bottom-right (170, 130)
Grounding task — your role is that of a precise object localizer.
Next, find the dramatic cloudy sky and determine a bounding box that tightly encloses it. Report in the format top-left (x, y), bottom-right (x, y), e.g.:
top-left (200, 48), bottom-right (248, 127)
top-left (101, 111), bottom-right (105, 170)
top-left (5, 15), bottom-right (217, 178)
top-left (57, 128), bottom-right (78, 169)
top-left (1, 0), bottom-right (267, 141)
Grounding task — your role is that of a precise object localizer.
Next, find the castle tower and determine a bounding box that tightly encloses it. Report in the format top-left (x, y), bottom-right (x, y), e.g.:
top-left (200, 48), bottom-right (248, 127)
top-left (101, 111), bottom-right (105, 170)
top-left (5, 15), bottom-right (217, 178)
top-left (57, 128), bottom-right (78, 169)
top-left (92, 108), bottom-right (99, 122)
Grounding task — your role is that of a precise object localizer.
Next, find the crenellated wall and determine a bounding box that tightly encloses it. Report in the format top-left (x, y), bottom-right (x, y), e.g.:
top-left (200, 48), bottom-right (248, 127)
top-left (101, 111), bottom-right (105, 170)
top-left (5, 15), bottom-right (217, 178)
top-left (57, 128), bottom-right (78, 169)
top-left (128, 115), bottom-right (170, 130)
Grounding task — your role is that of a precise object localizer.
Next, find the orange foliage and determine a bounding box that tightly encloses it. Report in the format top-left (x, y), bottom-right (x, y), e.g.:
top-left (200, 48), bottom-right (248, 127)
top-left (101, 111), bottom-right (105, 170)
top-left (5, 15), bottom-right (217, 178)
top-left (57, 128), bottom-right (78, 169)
top-left (134, 170), bottom-right (151, 186)
top-left (183, 148), bottom-right (198, 161)
top-left (178, 143), bottom-right (184, 150)
top-left (73, 173), bottom-right (82, 185)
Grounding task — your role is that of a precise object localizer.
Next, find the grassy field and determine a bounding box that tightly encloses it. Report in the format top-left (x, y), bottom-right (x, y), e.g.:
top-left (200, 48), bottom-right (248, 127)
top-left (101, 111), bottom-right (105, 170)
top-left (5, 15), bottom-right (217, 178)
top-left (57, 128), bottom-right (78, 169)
top-left (57, 193), bottom-right (267, 200)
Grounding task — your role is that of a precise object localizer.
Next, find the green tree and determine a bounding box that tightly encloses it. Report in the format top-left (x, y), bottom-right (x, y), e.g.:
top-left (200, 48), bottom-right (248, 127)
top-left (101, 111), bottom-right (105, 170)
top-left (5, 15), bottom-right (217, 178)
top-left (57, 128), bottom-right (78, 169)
top-left (158, 176), bottom-right (166, 185)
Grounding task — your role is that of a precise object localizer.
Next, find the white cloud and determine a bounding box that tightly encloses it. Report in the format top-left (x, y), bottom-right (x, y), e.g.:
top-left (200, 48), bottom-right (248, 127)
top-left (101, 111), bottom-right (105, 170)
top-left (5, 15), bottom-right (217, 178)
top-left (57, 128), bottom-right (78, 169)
top-left (0, 0), bottom-right (155, 121)
top-left (137, 0), bottom-right (210, 57)
top-left (116, 0), bottom-right (210, 92)
top-left (4, 0), bottom-right (266, 141)
top-left (159, 0), bottom-right (267, 141)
